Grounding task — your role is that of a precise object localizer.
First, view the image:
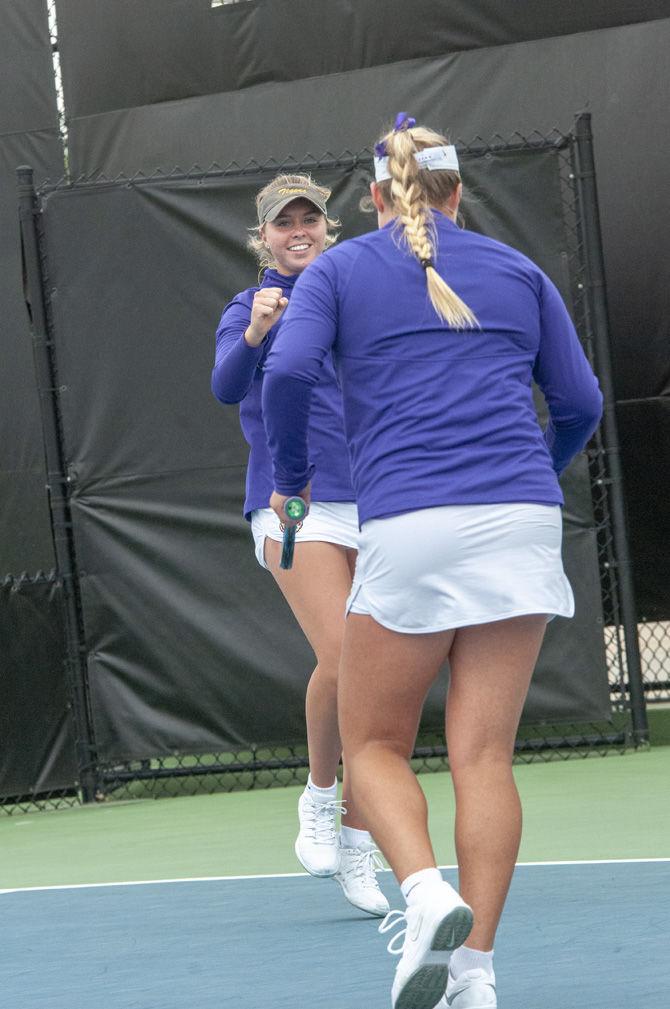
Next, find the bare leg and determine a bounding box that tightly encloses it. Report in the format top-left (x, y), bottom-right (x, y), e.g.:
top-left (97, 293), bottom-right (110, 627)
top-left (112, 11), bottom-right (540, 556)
top-left (338, 610), bottom-right (546, 921)
top-left (446, 615), bottom-right (547, 950)
top-left (338, 613), bottom-right (455, 878)
top-left (264, 539), bottom-right (366, 829)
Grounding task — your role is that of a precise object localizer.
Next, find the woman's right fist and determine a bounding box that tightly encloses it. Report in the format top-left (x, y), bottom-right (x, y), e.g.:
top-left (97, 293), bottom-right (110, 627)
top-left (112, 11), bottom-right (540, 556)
top-left (244, 287), bottom-right (289, 347)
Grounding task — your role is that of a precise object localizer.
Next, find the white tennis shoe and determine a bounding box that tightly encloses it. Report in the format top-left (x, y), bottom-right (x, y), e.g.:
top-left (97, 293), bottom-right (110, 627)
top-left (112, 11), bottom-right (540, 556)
top-left (294, 790), bottom-right (344, 876)
top-left (439, 968), bottom-right (497, 1008)
top-left (334, 842), bottom-right (390, 916)
top-left (379, 881), bottom-right (474, 1009)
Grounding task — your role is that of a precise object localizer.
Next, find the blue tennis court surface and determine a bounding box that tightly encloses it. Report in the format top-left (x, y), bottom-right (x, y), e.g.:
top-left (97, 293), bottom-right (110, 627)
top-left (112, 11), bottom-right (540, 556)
top-left (4, 861), bottom-right (669, 1008)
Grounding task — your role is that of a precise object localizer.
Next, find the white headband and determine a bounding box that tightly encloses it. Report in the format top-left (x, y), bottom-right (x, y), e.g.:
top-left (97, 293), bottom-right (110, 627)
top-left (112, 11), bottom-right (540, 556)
top-left (373, 145), bottom-right (460, 183)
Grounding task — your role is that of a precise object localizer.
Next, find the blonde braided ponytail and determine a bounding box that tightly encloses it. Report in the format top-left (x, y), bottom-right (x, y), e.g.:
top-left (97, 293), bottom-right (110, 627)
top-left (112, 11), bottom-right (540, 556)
top-left (382, 128), bottom-right (478, 330)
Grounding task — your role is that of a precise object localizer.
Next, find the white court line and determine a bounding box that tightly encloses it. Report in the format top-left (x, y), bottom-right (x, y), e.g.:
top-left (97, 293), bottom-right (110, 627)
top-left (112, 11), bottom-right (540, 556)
top-left (1, 857), bottom-right (669, 896)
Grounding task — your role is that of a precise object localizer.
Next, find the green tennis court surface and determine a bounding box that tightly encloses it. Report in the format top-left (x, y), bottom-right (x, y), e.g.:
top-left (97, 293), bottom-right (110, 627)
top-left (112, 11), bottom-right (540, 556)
top-left (2, 748), bottom-right (667, 889)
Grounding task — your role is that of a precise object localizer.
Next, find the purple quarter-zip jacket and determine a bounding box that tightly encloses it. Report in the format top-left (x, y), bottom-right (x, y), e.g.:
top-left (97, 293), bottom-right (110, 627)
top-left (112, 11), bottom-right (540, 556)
top-left (262, 213), bottom-right (603, 525)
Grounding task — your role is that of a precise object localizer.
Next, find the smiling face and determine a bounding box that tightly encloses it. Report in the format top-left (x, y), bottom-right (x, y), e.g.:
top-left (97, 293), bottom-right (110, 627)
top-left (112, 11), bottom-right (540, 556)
top-left (260, 198), bottom-right (328, 276)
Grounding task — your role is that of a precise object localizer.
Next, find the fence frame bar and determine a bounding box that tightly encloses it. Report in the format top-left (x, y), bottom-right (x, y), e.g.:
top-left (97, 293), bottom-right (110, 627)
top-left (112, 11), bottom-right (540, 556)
top-left (572, 114), bottom-right (649, 744)
top-left (17, 165), bottom-right (100, 802)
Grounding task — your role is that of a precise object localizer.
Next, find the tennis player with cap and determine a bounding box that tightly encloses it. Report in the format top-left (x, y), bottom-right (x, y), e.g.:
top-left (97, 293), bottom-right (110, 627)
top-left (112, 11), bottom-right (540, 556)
top-left (211, 173), bottom-right (388, 917)
top-left (262, 117), bottom-right (603, 1009)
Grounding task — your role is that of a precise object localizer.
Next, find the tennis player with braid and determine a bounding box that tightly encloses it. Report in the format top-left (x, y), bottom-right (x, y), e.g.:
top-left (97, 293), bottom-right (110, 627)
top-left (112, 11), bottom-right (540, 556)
top-left (211, 173), bottom-right (388, 917)
top-left (262, 116), bottom-right (603, 1009)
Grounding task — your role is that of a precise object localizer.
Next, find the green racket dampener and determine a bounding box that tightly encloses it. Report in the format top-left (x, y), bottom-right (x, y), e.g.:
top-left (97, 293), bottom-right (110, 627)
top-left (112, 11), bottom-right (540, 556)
top-left (280, 496), bottom-right (308, 570)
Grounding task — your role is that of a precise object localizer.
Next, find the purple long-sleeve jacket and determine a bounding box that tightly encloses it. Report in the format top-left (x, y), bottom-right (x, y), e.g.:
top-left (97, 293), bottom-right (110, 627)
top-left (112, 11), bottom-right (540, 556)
top-left (262, 213), bottom-right (604, 525)
top-left (211, 267), bottom-right (354, 518)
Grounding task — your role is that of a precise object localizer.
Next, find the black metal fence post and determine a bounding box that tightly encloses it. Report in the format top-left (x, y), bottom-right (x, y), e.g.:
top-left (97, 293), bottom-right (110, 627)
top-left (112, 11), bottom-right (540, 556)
top-left (17, 165), bottom-right (100, 801)
top-left (572, 115), bottom-right (649, 745)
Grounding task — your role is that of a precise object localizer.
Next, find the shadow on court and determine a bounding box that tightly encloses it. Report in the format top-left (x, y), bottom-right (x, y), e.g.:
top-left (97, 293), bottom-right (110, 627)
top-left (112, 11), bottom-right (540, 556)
top-left (4, 862), bottom-right (669, 1008)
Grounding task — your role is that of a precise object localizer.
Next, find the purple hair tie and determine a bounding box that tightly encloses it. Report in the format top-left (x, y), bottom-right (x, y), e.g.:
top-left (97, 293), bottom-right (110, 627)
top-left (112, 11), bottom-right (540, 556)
top-left (374, 112), bottom-right (417, 158)
top-left (393, 112), bottom-right (416, 132)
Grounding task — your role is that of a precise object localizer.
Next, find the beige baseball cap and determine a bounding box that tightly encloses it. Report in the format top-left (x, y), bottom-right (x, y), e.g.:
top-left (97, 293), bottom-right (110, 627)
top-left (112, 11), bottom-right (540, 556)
top-left (257, 183), bottom-right (328, 224)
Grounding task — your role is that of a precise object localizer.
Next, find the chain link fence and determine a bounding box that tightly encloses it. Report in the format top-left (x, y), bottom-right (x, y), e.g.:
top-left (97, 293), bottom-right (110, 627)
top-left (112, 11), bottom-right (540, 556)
top-left (639, 622), bottom-right (670, 701)
top-left (5, 116), bottom-right (661, 815)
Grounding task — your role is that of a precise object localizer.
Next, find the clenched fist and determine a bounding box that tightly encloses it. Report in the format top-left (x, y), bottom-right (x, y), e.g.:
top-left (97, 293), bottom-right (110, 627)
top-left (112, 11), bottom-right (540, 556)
top-left (244, 287), bottom-right (289, 347)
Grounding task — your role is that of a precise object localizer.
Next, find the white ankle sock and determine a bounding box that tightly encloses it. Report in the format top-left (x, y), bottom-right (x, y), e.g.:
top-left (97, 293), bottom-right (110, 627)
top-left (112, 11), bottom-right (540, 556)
top-left (306, 774), bottom-right (337, 803)
top-left (340, 825), bottom-right (374, 849)
top-left (400, 867), bottom-right (444, 906)
top-left (450, 945), bottom-right (494, 979)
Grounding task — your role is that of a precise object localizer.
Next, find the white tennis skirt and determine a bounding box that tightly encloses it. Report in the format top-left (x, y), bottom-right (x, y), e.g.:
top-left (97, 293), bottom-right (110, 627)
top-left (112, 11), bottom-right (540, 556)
top-left (346, 503), bottom-right (574, 633)
top-left (250, 501), bottom-right (359, 570)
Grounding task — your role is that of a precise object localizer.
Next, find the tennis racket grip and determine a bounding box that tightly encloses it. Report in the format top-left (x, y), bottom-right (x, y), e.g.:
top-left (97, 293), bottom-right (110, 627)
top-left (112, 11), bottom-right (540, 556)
top-left (279, 496), bottom-right (308, 570)
top-left (280, 524), bottom-right (297, 569)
